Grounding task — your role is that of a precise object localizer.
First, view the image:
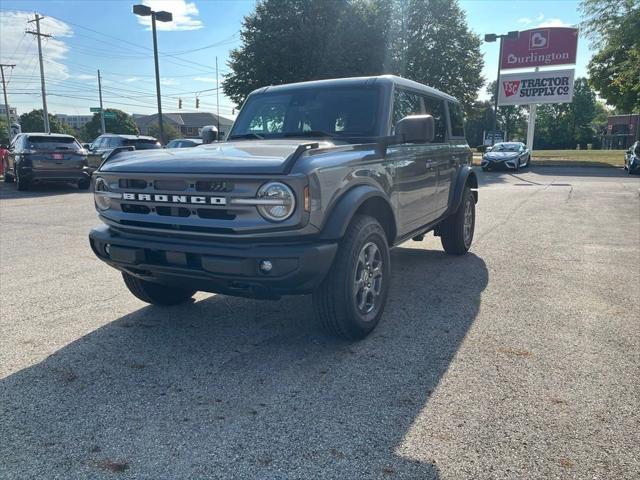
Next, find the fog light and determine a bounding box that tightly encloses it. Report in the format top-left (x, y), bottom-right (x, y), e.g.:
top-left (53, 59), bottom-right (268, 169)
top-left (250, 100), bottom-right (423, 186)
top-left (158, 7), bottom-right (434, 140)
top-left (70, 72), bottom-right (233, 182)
top-left (259, 260), bottom-right (273, 273)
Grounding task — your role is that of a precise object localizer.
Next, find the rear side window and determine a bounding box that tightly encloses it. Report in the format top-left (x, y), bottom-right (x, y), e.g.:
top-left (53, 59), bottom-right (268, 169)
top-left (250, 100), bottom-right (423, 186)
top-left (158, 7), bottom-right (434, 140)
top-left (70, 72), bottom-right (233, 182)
top-left (392, 88), bottom-right (423, 128)
top-left (422, 96), bottom-right (446, 143)
top-left (448, 102), bottom-right (465, 137)
top-left (26, 136), bottom-right (81, 151)
top-left (126, 139), bottom-right (160, 150)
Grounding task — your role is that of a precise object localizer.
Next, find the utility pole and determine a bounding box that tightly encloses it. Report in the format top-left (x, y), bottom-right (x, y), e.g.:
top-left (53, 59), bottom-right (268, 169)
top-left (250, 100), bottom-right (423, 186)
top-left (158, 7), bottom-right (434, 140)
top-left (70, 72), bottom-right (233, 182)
top-left (0, 63), bottom-right (15, 140)
top-left (26, 14), bottom-right (52, 133)
top-left (97, 69), bottom-right (106, 134)
top-left (216, 56), bottom-right (220, 135)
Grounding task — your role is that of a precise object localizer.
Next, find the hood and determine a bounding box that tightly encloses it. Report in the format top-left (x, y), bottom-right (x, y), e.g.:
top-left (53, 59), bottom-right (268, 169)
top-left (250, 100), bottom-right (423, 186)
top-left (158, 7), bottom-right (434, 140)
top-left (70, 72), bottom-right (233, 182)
top-left (485, 151), bottom-right (519, 159)
top-left (99, 139), bottom-right (336, 175)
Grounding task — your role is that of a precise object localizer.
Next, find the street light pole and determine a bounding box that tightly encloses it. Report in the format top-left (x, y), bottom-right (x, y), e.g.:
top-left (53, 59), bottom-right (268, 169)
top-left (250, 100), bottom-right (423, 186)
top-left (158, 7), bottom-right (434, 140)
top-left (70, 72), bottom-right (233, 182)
top-left (484, 31), bottom-right (520, 146)
top-left (133, 4), bottom-right (172, 145)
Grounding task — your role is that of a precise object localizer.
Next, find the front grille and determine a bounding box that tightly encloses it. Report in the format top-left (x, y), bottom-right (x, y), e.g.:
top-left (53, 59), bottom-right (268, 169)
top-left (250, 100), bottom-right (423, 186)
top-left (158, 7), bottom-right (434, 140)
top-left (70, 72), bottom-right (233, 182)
top-left (122, 204), bottom-right (151, 214)
top-left (155, 179), bottom-right (187, 191)
top-left (119, 219), bottom-right (234, 234)
top-left (119, 179), bottom-right (148, 189)
top-left (156, 206), bottom-right (191, 217)
top-left (196, 180), bottom-right (234, 192)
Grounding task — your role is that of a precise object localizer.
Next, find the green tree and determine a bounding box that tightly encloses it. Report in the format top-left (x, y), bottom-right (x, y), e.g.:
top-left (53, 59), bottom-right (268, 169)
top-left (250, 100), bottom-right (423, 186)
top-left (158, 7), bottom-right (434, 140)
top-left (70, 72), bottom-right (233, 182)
top-left (569, 78), bottom-right (598, 146)
top-left (391, 0), bottom-right (484, 110)
top-left (464, 100), bottom-right (494, 147)
top-left (581, 0), bottom-right (640, 111)
top-left (223, 0), bottom-right (484, 110)
top-left (148, 122), bottom-right (180, 143)
top-left (19, 109), bottom-right (76, 136)
top-left (81, 109), bottom-right (139, 142)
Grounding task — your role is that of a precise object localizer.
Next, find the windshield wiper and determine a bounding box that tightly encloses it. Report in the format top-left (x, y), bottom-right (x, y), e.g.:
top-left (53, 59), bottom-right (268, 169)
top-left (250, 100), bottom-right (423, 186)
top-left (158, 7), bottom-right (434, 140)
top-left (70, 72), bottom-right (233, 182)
top-left (228, 132), bottom-right (264, 140)
top-left (281, 130), bottom-right (336, 138)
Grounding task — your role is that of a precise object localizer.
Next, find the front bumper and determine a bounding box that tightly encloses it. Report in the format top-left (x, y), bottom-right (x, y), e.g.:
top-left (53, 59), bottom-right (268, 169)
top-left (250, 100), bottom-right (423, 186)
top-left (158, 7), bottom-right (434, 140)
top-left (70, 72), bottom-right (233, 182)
top-left (89, 225), bottom-right (338, 299)
top-left (481, 157), bottom-right (519, 169)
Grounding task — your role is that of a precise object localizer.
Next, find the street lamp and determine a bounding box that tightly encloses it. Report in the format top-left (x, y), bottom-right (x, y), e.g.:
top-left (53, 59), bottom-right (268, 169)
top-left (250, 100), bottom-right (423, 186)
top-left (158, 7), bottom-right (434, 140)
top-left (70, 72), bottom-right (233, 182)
top-left (133, 4), bottom-right (172, 145)
top-left (484, 30), bottom-right (519, 146)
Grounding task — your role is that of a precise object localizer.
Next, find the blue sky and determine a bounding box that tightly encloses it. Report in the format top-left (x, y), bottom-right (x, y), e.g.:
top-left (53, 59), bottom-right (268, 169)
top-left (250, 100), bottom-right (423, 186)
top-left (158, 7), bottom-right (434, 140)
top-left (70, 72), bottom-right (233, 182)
top-left (0, 0), bottom-right (591, 118)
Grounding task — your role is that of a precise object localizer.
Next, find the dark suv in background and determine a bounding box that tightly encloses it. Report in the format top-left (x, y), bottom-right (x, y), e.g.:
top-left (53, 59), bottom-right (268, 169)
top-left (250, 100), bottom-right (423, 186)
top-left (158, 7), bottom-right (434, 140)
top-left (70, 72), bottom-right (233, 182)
top-left (3, 133), bottom-right (89, 191)
top-left (86, 134), bottom-right (160, 172)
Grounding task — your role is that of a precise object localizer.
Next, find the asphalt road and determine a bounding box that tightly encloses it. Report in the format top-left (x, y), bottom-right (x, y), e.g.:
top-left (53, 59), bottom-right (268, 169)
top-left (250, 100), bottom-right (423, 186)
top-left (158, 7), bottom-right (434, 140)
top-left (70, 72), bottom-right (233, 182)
top-left (1, 166), bottom-right (639, 480)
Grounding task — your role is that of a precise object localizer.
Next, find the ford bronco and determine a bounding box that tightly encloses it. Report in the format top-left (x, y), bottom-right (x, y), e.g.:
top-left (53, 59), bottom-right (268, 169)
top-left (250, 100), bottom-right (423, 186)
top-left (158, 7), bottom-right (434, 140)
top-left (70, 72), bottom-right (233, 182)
top-left (89, 75), bottom-right (478, 339)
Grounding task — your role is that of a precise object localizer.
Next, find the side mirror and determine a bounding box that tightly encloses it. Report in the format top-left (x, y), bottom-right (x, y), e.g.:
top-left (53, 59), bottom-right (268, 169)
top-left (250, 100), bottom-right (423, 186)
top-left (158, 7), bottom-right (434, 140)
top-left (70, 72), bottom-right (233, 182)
top-left (201, 125), bottom-right (219, 144)
top-left (82, 143), bottom-right (91, 150)
top-left (396, 115), bottom-right (435, 144)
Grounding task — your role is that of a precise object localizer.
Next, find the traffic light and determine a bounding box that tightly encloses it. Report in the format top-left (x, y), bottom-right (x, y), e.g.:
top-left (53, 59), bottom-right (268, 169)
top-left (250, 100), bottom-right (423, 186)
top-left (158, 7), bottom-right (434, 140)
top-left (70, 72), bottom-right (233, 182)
top-left (178, 98), bottom-right (182, 109)
top-left (196, 97), bottom-right (200, 109)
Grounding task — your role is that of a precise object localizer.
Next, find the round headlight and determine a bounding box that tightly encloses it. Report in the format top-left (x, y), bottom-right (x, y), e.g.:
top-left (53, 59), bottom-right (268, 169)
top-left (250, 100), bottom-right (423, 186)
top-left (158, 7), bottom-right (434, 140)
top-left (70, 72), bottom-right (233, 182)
top-left (94, 176), bottom-right (111, 211)
top-left (256, 182), bottom-right (295, 222)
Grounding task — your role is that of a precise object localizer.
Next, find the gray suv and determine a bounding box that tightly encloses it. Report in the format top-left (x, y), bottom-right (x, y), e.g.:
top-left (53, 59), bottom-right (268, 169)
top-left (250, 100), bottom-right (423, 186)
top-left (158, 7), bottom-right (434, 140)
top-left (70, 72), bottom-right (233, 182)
top-left (89, 75), bottom-right (478, 339)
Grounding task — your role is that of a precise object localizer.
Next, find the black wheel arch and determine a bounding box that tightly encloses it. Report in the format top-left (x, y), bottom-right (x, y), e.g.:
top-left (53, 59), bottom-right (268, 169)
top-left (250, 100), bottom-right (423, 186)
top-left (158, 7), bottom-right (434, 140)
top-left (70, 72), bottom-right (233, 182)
top-left (448, 165), bottom-right (478, 214)
top-left (318, 184), bottom-right (397, 244)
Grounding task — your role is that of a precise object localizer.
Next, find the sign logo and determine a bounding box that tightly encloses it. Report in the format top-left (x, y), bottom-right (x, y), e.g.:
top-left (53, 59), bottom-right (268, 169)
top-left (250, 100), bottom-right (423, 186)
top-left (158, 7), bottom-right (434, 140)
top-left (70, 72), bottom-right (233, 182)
top-left (529, 30), bottom-right (549, 50)
top-left (500, 27), bottom-right (578, 70)
top-left (498, 69), bottom-right (575, 106)
top-left (503, 80), bottom-right (521, 97)
top-left (122, 192), bottom-right (227, 205)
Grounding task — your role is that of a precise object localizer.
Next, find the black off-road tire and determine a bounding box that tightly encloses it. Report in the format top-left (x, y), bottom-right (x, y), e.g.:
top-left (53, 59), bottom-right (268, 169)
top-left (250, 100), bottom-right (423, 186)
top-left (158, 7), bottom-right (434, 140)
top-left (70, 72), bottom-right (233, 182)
top-left (313, 214), bottom-right (390, 340)
top-left (440, 185), bottom-right (475, 255)
top-left (78, 178), bottom-right (91, 190)
top-left (122, 272), bottom-right (196, 306)
top-left (16, 171), bottom-right (29, 191)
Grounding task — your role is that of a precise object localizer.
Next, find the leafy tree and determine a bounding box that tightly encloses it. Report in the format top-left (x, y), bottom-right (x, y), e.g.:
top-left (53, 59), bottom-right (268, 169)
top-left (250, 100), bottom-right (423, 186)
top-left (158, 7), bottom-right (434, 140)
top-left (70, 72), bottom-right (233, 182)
top-left (486, 81), bottom-right (526, 141)
top-left (569, 78), bottom-right (598, 146)
top-left (464, 100), bottom-right (494, 147)
top-left (148, 122), bottom-right (180, 143)
top-left (390, 0), bottom-right (484, 110)
top-left (224, 0), bottom-right (484, 111)
top-left (581, 0), bottom-right (640, 111)
top-left (81, 109), bottom-right (139, 142)
top-left (19, 109), bottom-right (76, 136)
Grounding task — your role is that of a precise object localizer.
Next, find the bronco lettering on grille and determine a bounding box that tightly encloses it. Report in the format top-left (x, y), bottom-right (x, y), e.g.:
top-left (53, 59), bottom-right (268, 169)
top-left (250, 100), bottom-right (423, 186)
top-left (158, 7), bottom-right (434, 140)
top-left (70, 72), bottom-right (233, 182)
top-left (122, 192), bottom-right (226, 205)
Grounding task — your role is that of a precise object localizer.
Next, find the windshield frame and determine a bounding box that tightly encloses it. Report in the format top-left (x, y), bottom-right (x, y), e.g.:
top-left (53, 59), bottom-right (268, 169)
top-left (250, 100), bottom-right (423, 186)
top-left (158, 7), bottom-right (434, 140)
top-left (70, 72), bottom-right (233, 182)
top-left (228, 84), bottom-right (386, 144)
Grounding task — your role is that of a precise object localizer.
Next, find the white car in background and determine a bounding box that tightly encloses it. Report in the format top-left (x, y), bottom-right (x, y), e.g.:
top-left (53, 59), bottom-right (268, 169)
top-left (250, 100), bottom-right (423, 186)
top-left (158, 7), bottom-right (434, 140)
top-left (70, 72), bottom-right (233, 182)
top-left (482, 142), bottom-right (531, 171)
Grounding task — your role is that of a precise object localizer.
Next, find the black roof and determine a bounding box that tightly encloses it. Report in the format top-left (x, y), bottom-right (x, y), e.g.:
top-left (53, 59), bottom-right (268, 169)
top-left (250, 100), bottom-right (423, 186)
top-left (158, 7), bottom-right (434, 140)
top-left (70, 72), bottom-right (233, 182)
top-left (253, 75), bottom-right (459, 103)
top-left (98, 133), bottom-right (157, 141)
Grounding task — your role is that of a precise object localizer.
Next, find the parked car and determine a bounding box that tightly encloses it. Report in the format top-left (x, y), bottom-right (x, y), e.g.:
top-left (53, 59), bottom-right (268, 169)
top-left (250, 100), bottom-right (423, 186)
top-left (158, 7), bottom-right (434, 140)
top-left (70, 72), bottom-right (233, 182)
top-left (165, 138), bottom-right (203, 149)
top-left (86, 134), bottom-right (160, 172)
top-left (624, 141), bottom-right (640, 174)
top-left (89, 75), bottom-right (478, 340)
top-left (481, 142), bottom-right (530, 171)
top-left (3, 133), bottom-right (89, 191)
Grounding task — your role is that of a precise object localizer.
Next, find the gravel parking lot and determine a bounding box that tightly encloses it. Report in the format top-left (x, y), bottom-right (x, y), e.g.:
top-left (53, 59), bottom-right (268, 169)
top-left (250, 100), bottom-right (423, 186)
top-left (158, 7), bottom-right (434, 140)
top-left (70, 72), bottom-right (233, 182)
top-left (1, 166), bottom-right (639, 479)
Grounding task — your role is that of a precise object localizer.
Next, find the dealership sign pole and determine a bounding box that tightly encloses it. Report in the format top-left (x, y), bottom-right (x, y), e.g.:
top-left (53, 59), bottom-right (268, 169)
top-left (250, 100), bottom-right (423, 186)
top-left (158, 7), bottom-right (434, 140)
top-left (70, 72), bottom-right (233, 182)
top-left (499, 27), bottom-right (579, 151)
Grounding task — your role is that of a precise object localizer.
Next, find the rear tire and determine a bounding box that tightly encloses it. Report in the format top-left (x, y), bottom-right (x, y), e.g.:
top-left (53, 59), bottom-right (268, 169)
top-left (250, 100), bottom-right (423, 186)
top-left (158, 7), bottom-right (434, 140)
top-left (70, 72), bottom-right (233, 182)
top-left (122, 272), bottom-right (196, 305)
top-left (16, 171), bottom-right (29, 191)
top-left (78, 178), bottom-right (91, 190)
top-left (3, 172), bottom-right (14, 183)
top-left (313, 215), bottom-right (390, 340)
top-left (440, 186), bottom-right (475, 255)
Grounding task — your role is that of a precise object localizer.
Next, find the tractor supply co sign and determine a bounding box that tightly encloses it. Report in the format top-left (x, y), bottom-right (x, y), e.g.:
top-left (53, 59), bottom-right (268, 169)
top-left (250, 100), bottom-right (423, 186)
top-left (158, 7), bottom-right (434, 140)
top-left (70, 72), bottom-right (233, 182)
top-left (501, 27), bottom-right (578, 70)
top-left (498, 69), bottom-right (575, 106)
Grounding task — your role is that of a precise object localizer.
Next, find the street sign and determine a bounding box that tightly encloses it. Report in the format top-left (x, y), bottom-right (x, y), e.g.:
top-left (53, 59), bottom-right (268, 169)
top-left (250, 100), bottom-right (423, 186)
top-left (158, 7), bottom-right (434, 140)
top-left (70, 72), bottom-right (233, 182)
top-left (484, 131), bottom-right (505, 146)
top-left (500, 27), bottom-right (578, 70)
top-left (90, 107), bottom-right (102, 112)
top-left (498, 69), bottom-right (575, 106)
top-left (103, 112), bottom-right (116, 119)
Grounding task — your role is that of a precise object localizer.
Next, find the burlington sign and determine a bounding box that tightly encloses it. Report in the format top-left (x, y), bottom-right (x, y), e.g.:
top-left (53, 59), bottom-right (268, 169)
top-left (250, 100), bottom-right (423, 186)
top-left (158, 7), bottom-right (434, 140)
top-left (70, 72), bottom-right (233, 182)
top-left (500, 27), bottom-right (578, 70)
top-left (498, 69), bottom-right (575, 106)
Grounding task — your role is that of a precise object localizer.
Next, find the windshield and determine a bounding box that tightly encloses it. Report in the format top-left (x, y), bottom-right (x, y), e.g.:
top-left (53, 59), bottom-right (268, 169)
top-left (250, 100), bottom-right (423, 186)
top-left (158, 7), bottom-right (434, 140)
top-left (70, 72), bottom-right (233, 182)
top-left (26, 136), bottom-right (82, 151)
top-left (230, 86), bottom-right (381, 142)
top-left (125, 139), bottom-right (161, 150)
top-left (492, 143), bottom-right (520, 152)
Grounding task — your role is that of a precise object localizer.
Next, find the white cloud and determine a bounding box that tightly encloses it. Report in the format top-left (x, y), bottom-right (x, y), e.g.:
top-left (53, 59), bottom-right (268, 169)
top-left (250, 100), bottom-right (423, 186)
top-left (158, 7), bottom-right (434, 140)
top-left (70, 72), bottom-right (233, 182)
top-left (136, 0), bottom-right (203, 31)
top-left (537, 13), bottom-right (545, 21)
top-left (193, 76), bottom-right (217, 83)
top-left (124, 77), bottom-right (140, 83)
top-left (0, 10), bottom-right (72, 87)
top-left (537, 18), bottom-right (572, 28)
top-left (75, 74), bottom-right (95, 81)
top-left (160, 78), bottom-right (179, 86)
top-left (518, 17), bottom-right (532, 25)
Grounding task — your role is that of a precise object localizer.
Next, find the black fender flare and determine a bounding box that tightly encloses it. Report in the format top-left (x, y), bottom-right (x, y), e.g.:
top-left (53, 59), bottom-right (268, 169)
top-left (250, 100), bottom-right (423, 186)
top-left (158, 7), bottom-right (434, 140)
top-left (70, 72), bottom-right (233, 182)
top-left (319, 184), bottom-right (395, 241)
top-left (449, 165), bottom-right (478, 214)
